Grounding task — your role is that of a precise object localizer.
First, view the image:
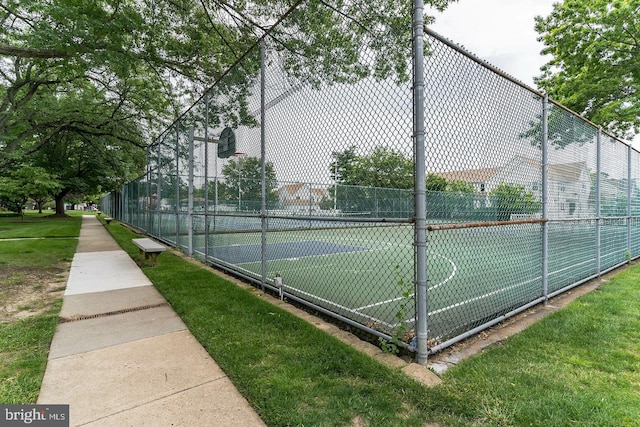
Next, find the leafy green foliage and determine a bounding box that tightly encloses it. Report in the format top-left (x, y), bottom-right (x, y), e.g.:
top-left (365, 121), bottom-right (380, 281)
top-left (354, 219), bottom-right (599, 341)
top-left (331, 145), bottom-right (414, 190)
top-left (535, 0), bottom-right (640, 139)
top-left (0, 165), bottom-right (61, 217)
top-left (218, 156), bottom-right (277, 210)
top-left (490, 182), bottom-right (541, 221)
top-left (425, 173), bottom-right (447, 192)
top-left (379, 265), bottom-right (414, 355)
top-left (1, 0), bottom-right (456, 212)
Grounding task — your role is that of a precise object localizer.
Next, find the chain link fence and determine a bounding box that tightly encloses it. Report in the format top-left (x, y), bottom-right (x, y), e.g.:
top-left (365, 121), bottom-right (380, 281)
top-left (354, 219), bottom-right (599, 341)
top-left (101, 2), bottom-right (639, 362)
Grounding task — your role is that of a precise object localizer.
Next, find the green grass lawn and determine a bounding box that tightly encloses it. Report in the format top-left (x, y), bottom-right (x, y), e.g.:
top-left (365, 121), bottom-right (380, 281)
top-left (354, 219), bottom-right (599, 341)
top-left (2, 212), bottom-right (639, 425)
top-left (0, 211), bottom-right (81, 404)
top-left (104, 217), bottom-right (640, 426)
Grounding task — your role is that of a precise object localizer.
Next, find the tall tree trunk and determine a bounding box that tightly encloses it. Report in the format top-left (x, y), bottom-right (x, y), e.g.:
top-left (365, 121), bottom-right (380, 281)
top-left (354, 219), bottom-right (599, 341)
top-left (54, 194), bottom-right (67, 215)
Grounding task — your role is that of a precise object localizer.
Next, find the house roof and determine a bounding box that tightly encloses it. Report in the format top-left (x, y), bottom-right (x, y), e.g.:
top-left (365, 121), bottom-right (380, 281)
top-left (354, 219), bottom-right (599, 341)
top-left (277, 183), bottom-right (305, 196)
top-left (276, 184), bottom-right (329, 199)
top-left (434, 167), bottom-right (501, 183)
top-left (434, 157), bottom-right (588, 184)
top-left (311, 188), bottom-right (327, 198)
top-left (509, 156), bottom-right (587, 182)
top-left (548, 162), bottom-right (587, 181)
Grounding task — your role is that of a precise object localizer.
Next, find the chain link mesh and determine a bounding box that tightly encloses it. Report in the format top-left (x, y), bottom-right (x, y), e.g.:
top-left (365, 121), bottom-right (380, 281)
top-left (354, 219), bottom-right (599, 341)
top-left (101, 5), bottom-right (639, 355)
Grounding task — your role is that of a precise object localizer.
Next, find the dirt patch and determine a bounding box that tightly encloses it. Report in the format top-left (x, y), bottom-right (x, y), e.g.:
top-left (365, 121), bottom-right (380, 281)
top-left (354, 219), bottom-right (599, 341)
top-left (0, 264), bottom-right (69, 322)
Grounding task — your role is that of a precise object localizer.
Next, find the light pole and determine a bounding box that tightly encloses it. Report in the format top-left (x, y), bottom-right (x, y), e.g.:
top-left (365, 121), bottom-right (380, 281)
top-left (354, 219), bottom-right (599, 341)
top-left (332, 152), bottom-right (338, 212)
top-left (334, 161), bottom-right (338, 211)
top-left (234, 152), bottom-right (246, 211)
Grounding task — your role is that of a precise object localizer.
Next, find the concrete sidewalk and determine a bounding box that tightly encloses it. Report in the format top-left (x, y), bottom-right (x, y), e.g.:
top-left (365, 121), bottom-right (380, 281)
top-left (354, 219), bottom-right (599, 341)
top-left (38, 215), bottom-right (265, 426)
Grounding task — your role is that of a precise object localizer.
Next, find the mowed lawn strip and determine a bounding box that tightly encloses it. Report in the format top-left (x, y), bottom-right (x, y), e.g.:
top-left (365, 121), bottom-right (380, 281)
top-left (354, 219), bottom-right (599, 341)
top-left (2, 211), bottom-right (638, 425)
top-left (104, 218), bottom-right (640, 426)
top-left (0, 211), bottom-right (81, 404)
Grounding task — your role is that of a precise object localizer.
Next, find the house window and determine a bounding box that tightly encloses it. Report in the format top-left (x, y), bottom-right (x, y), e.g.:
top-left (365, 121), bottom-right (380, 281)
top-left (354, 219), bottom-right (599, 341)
top-left (569, 202), bottom-right (576, 215)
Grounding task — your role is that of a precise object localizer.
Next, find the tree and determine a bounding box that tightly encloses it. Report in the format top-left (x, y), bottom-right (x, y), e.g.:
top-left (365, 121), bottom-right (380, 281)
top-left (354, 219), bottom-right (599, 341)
top-left (425, 173), bottom-right (447, 192)
top-left (1, 0), bottom-right (455, 213)
top-left (219, 156), bottom-right (277, 211)
top-left (327, 146), bottom-right (413, 215)
top-left (425, 174), bottom-right (478, 220)
top-left (330, 146), bottom-right (413, 189)
top-left (446, 180), bottom-right (475, 193)
top-left (26, 89), bottom-right (147, 215)
top-left (0, 164), bottom-right (61, 220)
top-left (535, 0), bottom-right (640, 139)
top-left (490, 183), bottom-right (541, 222)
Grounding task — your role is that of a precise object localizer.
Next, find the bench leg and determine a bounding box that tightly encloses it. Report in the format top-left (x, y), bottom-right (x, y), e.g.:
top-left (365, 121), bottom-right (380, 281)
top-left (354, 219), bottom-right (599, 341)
top-left (136, 248), bottom-right (160, 266)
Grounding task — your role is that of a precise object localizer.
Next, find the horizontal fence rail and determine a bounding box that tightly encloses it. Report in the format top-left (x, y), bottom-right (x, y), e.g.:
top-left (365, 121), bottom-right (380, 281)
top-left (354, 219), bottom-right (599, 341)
top-left (101, 2), bottom-right (640, 364)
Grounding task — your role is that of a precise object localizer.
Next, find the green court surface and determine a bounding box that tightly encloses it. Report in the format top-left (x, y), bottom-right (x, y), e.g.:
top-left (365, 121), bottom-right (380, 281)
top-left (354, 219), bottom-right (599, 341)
top-left (181, 219), bottom-right (637, 342)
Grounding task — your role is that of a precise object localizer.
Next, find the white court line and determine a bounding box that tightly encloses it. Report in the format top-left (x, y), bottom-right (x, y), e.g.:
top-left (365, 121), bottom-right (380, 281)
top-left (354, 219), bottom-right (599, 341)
top-left (233, 246), bottom-right (374, 266)
top-left (428, 275), bottom-right (542, 316)
top-left (353, 294), bottom-right (414, 312)
top-left (427, 252), bottom-right (458, 291)
top-left (548, 258), bottom-right (594, 276)
top-left (427, 254), bottom-right (612, 318)
top-left (285, 286), bottom-right (396, 329)
top-left (352, 251), bottom-right (457, 312)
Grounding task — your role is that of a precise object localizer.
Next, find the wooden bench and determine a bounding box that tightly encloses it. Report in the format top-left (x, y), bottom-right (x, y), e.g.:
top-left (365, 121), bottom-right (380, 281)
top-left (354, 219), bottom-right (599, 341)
top-left (132, 238), bottom-right (166, 266)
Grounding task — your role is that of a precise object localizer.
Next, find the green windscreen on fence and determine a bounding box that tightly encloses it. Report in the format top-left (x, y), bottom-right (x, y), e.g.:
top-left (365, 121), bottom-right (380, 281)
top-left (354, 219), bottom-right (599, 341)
top-left (101, 1), bottom-right (640, 356)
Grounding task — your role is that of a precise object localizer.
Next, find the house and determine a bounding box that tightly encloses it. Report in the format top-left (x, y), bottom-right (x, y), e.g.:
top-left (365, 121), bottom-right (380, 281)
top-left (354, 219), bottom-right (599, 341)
top-left (276, 183), bottom-right (329, 213)
top-left (434, 156), bottom-right (592, 219)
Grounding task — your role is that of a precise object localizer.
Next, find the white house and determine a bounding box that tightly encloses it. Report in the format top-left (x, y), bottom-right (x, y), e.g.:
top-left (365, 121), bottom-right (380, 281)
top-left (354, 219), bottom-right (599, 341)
top-left (435, 156), bottom-right (592, 219)
top-left (276, 183), bottom-right (328, 213)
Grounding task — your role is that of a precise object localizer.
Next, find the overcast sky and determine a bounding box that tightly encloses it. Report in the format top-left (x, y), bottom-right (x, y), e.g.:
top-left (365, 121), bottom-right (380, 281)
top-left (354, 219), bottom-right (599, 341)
top-left (427, 0), bottom-right (556, 89)
top-left (427, 0), bottom-right (639, 149)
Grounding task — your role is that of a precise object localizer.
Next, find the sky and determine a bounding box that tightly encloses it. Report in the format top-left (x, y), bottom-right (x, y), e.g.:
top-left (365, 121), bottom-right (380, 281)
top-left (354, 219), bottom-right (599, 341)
top-left (427, 0), bottom-right (640, 149)
top-left (427, 0), bottom-right (556, 89)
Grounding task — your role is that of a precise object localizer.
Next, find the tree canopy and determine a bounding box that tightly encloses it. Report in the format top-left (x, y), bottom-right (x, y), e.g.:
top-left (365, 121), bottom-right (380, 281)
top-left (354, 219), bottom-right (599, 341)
top-left (219, 156), bottom-right (277, 211)
top-left (535, 0), bottom-right (640, 140)
top-left (0, 163), bottom-right (61, 218)
top-left (331, 146), bottom-right (414, 189)
top-left (490, 183), bottom-right (540, 221)
top-left (0, 0), bottom-right (455, 214)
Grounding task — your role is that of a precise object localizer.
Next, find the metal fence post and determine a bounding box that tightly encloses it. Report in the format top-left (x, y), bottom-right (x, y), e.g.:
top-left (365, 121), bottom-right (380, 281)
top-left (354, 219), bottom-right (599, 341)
top-left (188, 125), bottom-right (195, 257)
top-left (596, 127), bottom-right (602, 274)
top-left (145, 157), bottom-right (151, 231)
top-left (260, 39), bottom-right (267, 291)
top-left (413, 0), bottom-right (428, 365)
top-left (542, 95), bottom-right (549, 302)
top-left (157, 141), bottom-right (162, 239)
top-left (175, 127), bottom-right (180, 248)
top-left (204, 93), bottom-right (210, 262)
top-left (628, 144), bottom-right (632, 260)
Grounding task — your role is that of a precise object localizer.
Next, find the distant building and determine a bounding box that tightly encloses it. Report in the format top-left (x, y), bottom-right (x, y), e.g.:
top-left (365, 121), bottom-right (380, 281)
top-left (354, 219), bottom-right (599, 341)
top-left (276, 183), bottom-right (328, 213)
top-left (434, 156), bottom-right (592, 219)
